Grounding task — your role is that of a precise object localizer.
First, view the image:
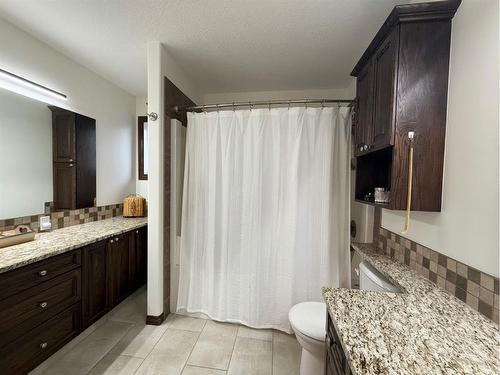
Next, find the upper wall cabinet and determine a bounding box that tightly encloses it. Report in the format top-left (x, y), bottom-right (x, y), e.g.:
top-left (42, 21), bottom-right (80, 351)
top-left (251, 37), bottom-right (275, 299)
top-left (352, 0), bottom-right (461, 212)
top-left (49, 107), bottom-right (96, 210)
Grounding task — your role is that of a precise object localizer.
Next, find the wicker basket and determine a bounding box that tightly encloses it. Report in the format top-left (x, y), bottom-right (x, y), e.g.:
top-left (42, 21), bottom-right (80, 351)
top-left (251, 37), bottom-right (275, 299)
top-left (123, 194), bottom-right (146, 217)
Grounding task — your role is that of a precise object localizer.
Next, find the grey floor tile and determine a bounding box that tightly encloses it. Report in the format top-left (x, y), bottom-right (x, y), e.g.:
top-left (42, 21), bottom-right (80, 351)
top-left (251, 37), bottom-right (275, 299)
top-left (168, 314), bottom-right (207, 332)
top-left (227, 337), bottom-right (272, 375)
top-left (237, 326), bottom-right (273, 342)
top-left (41, 320), bottom-right (133, 374)
top-left (187, 320), bottom-right (238, 370)
top-left (182, 365), bottom-right (227, 375)
top-left (135, 328), bottom-right (199, 375)
top-left (29, 317), bottom-right (108, 375)
top-left (108, 294), bottom-right (147, 324)
top-left (88, 353), bottom-right (143, 374)
top-left (272, 331), bottom-right (301, 375)
top-left (110, 323), bottom-right (169, 358)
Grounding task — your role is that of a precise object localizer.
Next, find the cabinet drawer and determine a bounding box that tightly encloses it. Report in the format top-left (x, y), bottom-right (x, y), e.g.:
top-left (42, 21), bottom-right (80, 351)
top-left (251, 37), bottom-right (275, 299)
top-left (0, 250), bottom-right (81, 301)
top-left (0, 269), bottom-right (81, 348)
top-left (0, 303), bottom-right (81, 375)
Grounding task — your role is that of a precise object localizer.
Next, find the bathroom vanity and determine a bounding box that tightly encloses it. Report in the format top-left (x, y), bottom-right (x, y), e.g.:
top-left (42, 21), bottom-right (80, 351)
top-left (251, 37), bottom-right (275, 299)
top-left (322, 244), bottom-right (499, 375)
top-left (0, 217), bottom-right (147, 375)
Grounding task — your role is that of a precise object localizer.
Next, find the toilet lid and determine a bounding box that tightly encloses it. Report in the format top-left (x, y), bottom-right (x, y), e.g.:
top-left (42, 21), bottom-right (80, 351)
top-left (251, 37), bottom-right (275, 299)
top-left (288, 302), bottom-right (326, 341)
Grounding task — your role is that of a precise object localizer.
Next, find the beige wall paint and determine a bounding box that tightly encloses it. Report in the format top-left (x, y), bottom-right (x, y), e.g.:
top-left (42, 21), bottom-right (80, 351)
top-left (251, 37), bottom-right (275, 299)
top-left (202, 81), bottom-right (356, 104)
top-left (381, 0), bottom-right (499, 277)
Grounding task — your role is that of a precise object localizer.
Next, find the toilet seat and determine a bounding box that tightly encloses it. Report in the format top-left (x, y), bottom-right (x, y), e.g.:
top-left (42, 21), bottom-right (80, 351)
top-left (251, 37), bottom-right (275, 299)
top-left (288, 302), bottom-right (326, 342)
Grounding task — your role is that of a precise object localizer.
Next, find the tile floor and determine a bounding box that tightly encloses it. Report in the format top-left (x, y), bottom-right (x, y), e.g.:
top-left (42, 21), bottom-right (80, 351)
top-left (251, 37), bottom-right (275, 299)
top-left (30, 288), bottom-right (302, 375)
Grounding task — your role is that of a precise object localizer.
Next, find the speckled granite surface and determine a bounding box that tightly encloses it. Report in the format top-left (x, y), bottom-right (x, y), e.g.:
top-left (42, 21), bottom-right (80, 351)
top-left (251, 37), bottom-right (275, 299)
top-left (0, 216), bottom-right (147, 274)
top-left (322, 243), bottom-right (499, 375)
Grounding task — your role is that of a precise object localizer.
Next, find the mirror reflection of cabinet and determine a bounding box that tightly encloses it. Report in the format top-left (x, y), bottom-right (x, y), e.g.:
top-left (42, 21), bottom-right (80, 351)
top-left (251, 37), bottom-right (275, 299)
top-left (49, 107), bottom-right (96, 210)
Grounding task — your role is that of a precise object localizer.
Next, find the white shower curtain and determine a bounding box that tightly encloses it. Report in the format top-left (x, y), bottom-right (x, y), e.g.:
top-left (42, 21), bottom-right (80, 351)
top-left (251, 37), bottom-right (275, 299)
top-left (177, 106), bottom-right (351, 332)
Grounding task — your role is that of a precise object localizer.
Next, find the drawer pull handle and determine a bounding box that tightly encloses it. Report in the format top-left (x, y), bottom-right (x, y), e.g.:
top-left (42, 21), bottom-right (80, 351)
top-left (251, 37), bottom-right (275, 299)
top-left (39, 302), bottom-right (48, 309)
top-left (38, 270), bottom-right (48, 277)
top-left (40, 342), bottom-right (48, 349)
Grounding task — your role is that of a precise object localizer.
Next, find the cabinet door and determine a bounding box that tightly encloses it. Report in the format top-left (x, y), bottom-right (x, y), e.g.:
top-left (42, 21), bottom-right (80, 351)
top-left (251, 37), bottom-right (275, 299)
top-left (371, 30), bottom-right (398, 149)
top-left (108, 234), bottom-right (131, 306)
top-left (135, 227), bottom-right (147, 287)
top-left (354, 62), bottom-right (374, 155)
top-left (53, 162), bottom-right (76, 210)
top-left (52, 110), bottom-right (76, 163)
top-left (75, 114), bottom-right (96, 209)
top-left (82, 241), bottom-right (108, 327)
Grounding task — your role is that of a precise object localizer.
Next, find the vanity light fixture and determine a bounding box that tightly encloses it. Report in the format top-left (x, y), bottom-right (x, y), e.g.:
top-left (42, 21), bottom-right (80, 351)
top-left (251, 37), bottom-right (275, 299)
top-left (0, 68), bottom-right (67, 102)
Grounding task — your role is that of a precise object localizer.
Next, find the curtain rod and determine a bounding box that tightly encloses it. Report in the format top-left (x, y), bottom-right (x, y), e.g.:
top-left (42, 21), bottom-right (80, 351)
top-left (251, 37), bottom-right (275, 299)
top-left (173, 99), bottom-right (355, 113)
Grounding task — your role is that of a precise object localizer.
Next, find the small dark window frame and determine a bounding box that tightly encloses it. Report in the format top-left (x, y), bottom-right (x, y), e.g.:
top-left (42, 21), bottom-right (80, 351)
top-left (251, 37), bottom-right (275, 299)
top-left (138, 116), bottom-right (148, 180)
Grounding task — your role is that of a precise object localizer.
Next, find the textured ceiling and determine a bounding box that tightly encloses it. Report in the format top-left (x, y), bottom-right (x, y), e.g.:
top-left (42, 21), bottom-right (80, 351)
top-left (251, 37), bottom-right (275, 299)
top-left (0, 0), bottom-right (400, 97)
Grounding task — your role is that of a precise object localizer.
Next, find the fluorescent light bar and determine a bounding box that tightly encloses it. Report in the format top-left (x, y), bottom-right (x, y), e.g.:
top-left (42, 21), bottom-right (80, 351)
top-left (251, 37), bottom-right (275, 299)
top-left (0, 68), bottom-right (67, 101)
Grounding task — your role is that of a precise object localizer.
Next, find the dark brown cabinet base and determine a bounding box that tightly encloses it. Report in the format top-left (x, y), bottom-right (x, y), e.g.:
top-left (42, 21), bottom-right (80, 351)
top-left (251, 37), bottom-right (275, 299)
top-left (325, 313), bottom-right (351, 375)
top-left (0, 225), bottom-right (147, 375)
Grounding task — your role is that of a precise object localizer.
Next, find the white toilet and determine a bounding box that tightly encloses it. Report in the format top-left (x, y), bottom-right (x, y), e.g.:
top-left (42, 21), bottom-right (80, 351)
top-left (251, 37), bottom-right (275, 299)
top-left (289, 261), bottom-right (400, 375)
top-left (288, 302), bottom-right (326, 375)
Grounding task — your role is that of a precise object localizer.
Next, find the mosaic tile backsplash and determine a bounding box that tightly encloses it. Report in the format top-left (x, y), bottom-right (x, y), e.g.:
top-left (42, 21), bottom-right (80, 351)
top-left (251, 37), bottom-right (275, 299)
top-left (377, 227), bottom-right (499, 324)
top-left (0, 203), bottom-right (123, 232)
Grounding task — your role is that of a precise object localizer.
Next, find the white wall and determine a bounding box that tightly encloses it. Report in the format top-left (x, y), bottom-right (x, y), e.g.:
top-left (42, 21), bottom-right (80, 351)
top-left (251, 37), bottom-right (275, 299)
top-left (0, 90), bottom-right (52, 218)
top-left (203, 83), bottom-right (355, 104)
top-left (146, 42), bottom-right (201, 317)
top-left (382, 0), bottom-right (499, 277)
top-left (0, 18), bottom-right (136, 208)
top-left (170, 120), bottom-right (186, 313)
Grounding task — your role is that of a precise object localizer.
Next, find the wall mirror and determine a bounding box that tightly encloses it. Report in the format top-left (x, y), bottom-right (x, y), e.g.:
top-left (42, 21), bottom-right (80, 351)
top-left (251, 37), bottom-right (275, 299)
top-left (0, 87), bottom-right (96, 220)
top-left (138, 116), bottom-right (148, 180)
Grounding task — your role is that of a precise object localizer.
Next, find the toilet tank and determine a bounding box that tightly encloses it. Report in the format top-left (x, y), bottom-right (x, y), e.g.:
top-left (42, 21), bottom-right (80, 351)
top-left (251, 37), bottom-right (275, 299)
top-left (359, 261), bottom-right (401, 293)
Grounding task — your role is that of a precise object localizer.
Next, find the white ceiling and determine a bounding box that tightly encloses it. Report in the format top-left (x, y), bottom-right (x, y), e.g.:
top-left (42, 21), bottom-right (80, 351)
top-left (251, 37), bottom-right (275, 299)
top-left (0, 0), bottom-right (401, 97)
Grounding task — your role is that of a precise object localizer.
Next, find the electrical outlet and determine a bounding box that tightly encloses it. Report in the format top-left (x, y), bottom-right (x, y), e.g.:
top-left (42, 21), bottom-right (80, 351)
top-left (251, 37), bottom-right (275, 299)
top-left (39, 215), bottom-right (51, 232)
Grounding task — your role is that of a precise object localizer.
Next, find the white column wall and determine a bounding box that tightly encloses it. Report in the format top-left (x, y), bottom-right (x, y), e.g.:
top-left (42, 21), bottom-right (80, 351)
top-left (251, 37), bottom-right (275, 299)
top-left (146, 42), bottom-right (164, 317)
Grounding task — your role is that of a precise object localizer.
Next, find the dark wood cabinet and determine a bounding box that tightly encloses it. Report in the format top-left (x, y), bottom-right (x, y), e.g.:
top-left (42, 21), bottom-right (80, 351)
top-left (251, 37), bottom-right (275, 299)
top-left (0, 225), bottom-right (146, 375)
top-left (53, 162), bottom-right (76, 210)
top-left (130, 226), bottom-right (147, 289)
top-left (352, 0), bottom-right (460, 211)
top-left (108, 232), bottom-right (132, 306)
top-left (82, 240), bottom-right (108, 327)
top-left (371, 29), bottom-right (397, 150)
top-left (325, 312), bottom-right (351, 375)
top-left (50, 107), bottom-right (96, 211)
top-left (353, 63), bottom-right (374, 154)
top-left (0, 304), bottom-right (81, 375)
top-left (52, 111), bottom-right (75, 163)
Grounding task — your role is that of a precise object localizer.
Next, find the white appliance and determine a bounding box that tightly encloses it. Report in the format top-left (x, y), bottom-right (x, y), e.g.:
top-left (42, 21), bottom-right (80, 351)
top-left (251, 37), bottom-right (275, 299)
top-left (350, 200), bottom-right (374, 243)
top-left (359, 261), bottom-right (401, 293)
top-left (288, 302), bottom-right (326, 375)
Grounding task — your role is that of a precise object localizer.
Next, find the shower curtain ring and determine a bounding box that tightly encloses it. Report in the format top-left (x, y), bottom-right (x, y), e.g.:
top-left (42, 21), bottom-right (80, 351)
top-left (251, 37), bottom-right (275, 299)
top-left (232, 102), bottom-right (235, 112)
top-left (288, 100), bottom-right (291, 110)
top-left (249, 101), bottom-right (252, 111)
top-left (321, 100), bottom-right (325, 109)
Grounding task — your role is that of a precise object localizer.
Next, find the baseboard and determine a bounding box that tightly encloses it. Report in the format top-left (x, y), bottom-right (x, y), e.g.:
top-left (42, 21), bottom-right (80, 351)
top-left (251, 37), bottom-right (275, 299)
top-left (146, 313), bottom-right (165, 326)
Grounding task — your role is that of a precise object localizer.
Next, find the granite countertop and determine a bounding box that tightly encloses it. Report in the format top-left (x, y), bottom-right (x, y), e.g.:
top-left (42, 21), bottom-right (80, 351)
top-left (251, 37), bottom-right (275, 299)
top-left (322, 243), bottom-right (499, 375)
top-left (0, 216), bottom-right (147, 274)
